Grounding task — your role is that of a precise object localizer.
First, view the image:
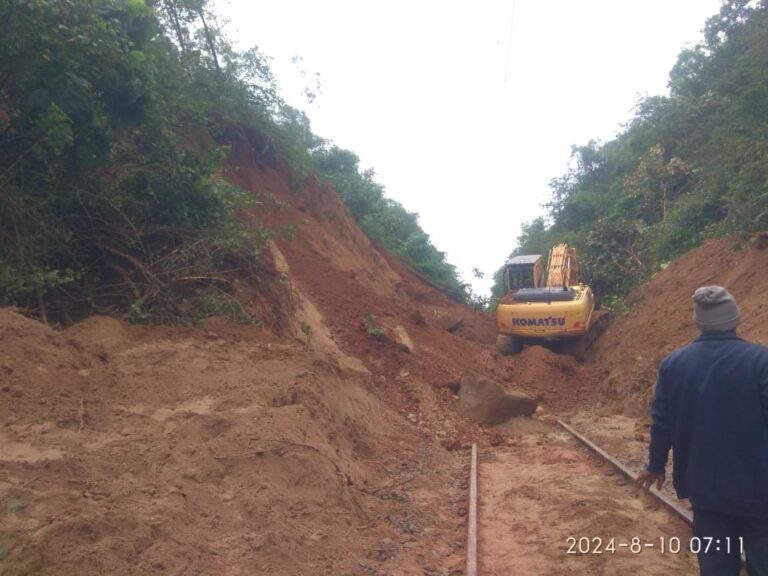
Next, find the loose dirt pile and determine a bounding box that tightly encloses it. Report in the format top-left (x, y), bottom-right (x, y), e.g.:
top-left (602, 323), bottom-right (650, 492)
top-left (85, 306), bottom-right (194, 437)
top-left (0, 310), bottom-right (470, 575)
top-left (222, 129), bottom-right (580, 441)
top-left (590, 235), bottom-right (768, 418)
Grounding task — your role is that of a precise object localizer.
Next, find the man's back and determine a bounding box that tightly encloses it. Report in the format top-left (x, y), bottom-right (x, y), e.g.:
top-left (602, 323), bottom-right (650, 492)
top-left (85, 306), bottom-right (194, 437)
top-left (640, 286), bottom-right (768, 576)
top-left (651, 332), bottom-right (768, 516)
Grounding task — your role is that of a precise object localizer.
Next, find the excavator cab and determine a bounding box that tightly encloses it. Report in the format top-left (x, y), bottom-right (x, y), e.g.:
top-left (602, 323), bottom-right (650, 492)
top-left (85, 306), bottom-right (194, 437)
top-left (505, 255), bottom-right (544, 291)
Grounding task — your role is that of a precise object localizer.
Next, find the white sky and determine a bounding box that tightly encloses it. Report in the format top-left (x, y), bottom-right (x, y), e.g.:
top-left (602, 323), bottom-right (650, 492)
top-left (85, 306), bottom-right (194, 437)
top-left (216, 0), bottom-right (723, 295)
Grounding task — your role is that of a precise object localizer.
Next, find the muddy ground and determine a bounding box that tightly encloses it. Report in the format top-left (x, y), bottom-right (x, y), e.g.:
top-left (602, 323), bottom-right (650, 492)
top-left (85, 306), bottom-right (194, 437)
top-left (479, 422), bottom-right (696, 576)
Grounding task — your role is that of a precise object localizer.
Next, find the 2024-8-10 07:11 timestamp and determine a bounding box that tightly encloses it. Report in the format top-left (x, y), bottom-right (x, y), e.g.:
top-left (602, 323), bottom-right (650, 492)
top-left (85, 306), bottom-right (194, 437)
top-left (566, 536), bottom-right (745, 555)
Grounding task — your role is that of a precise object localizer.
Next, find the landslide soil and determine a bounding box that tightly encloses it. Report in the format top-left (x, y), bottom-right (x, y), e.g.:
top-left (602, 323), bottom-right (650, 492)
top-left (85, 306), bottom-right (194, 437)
top-left (5, 129), bottom-right (762, 575)
top-left (0, 131), bottom-right (594, 576)
top-left (0, 311), bottom-right (468, 576)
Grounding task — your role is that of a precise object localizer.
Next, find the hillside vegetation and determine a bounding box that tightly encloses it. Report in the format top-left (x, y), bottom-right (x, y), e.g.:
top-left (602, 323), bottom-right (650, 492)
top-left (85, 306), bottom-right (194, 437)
top-left (0, 0), bottom-right (467, 324)
top-left (492, 0), bottom-right (768, 309)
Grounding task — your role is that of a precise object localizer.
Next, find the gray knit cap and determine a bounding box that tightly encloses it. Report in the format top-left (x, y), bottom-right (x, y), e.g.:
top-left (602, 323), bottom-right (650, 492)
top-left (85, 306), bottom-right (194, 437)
top-left (692, 286), bottom-right (741, 332)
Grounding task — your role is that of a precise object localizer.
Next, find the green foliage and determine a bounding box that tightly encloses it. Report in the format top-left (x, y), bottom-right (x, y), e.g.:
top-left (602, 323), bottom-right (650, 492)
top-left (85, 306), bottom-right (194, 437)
top-left (0, 0), bottom-right (469, 322)
top-left (280, 220), bottom-right (308, 242)
top-left (6, 499), bottom-right (23, 514)
top-left (488, 265), bottom-right (507, 310)
top-left (0, 0), bottom-right (313, 322)
top-left (299, 320), bottom-right (312, 348)
top-left (363, 311), bottom-right (384, 340)
top-left (506, 0), bottom-right (768, 306)
top-left (190, 289), bottom-right (254, 325)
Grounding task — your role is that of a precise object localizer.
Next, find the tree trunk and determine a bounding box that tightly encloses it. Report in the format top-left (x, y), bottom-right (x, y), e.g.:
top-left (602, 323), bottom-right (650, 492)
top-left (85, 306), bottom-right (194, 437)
top-left (164, 0), bottom-right (188, 56)
top-left (196, 7), bottom-right (220, 75)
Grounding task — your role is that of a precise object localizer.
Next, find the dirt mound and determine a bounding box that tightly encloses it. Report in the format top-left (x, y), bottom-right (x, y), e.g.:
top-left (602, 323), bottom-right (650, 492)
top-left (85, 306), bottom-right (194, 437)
top-left (501, 344), bottom-right (591, 413)
top-left (0, 310), bottom-right (467, 575)
top-left (591, 235), bottom-right (768, 417)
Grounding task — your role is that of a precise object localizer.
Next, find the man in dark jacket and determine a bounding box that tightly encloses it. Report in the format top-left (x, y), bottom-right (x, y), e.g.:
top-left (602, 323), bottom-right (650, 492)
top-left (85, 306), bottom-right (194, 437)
top-left (637, 286), bottom-right (768, 575)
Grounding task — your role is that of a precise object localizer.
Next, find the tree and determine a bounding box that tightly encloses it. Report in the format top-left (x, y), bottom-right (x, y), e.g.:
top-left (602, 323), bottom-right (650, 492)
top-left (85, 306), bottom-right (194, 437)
top-left (623, 145), bottom-right (692, 225)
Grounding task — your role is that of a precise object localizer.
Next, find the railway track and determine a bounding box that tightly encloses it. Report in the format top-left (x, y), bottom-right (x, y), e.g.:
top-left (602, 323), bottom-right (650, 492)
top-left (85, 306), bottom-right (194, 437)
top-left (556, 419), bottom-right (693, 526)
top-left (466, 422), bottom-right (698, 575)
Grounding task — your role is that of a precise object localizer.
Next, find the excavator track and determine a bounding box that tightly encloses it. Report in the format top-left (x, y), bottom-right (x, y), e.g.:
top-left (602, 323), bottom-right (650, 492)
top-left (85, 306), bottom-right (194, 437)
top-left (562, 309), bottom-right (610, 360)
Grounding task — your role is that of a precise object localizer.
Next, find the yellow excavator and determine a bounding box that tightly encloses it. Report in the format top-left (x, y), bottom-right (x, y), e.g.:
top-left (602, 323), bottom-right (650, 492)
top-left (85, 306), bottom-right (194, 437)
top-left (495, 244), bottom-right (608, 360)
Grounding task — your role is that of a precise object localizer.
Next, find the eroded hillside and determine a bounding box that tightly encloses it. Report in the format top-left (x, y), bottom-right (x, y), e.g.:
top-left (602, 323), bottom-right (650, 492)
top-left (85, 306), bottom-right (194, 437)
top-left (0, 131), bottom-right (588, 576)
top-left (3, 128), bottom-right (767, 575)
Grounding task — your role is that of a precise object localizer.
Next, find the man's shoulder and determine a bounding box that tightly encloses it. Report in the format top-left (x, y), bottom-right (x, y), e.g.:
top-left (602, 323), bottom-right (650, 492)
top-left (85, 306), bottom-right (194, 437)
top-left (663, 336), bottom-right (768, 364)
top-left (739, 339), bottom-right (768, 353)
top-left (715, 337), bottom-right (768, 358)
top-left (660, 344), bottom-right (694, 369)
top-left (737, 339), bottom-right (768, 364)
top-left (666, 339), bottom-right (705, 358)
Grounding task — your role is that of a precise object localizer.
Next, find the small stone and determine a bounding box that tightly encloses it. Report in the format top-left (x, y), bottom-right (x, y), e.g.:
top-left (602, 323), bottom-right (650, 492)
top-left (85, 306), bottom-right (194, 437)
top-left (220, 490), bottom-right (236, 502)
top-left (377, 537), bottom-right (396, 561)
top-left (440, 438), bottom-right (462, 452)
top-left (182, 469), bottom-right (199, 482)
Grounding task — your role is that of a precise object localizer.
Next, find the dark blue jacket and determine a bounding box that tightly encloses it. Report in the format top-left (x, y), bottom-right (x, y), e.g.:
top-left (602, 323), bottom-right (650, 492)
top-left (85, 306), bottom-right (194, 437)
top-left (648, 331), bottom-right (768, 517)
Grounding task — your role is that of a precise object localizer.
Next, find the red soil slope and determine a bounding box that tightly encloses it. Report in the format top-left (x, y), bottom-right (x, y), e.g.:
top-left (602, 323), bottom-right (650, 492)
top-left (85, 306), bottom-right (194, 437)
top-left (223, 129), bottom-right (591, 431)
top-left (591, 234), bottom-right (768, 417)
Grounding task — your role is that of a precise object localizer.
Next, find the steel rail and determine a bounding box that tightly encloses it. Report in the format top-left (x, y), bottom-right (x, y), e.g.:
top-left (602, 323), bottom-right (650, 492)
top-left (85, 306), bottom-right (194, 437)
top-left (466, 443), bottom-right (478, 576)
top-left (557, 419), bottom-right (693, 526)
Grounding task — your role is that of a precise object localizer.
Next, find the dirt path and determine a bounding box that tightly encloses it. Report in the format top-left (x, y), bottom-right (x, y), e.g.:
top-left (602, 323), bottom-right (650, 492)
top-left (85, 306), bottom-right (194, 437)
top-left (478, 425), bottom-right (697, 575)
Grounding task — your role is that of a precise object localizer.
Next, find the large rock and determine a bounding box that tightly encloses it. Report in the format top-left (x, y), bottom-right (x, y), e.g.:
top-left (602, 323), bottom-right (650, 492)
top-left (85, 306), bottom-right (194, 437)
top-left (458, 372), bottom-right (537, 425)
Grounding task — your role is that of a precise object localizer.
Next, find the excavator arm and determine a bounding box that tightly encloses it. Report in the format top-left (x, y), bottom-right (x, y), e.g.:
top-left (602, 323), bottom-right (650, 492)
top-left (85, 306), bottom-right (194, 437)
top-left (545, 244), bottom-right (580, 288)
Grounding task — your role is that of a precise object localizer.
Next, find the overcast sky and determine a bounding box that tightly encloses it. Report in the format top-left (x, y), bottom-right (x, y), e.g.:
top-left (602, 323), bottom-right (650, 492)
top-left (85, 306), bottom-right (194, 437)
top-left (216, 0), bottom-right (723, 295)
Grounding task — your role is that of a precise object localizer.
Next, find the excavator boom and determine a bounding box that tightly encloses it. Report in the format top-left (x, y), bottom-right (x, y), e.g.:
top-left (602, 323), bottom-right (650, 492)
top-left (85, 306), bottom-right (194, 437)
top-left (545, 244), bottom-right (579, 288)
